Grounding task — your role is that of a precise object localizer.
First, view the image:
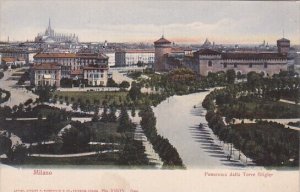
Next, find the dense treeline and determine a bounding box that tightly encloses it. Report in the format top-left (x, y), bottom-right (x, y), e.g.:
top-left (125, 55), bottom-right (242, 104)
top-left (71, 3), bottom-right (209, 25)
top-left (139, 106), bottom-right (184, 168)
top-left (203, 88), bottom-right (299, 167)
top-left (118, 138), bottom-right (149, 166)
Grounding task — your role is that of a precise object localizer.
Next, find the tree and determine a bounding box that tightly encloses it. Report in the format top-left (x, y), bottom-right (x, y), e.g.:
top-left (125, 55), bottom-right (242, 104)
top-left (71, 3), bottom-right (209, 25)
top-left (107, 78), bottom-right (119, 87)
top-left (0, 136), bottom-right (12, 156)
top-left (36, 86), bottom-right (52, 102)
top-left (131, 105), bottom-right (136, 117)
top-left (92, 105), bottom-right (100, 122)
top-left (226, 69), bottom-right (236, 84)
top-left (119, 81), bottom-right (130, 90)
top-left (100, 105), bottom-right (109, 123)
top-left (129, 81), bottom-right (142, 101)
top-left (10, 144), bottom-right (28, 164)
top-left (108, 105), bottom-right (117, 122)
top-left (0, 72), bottom-right (4, 79)
top-left (117, 106), bottom-right (133, 133)
top-left (137, 61), bottom-right (144, 67)
top-left (61, 122), bottom-right (90, 153)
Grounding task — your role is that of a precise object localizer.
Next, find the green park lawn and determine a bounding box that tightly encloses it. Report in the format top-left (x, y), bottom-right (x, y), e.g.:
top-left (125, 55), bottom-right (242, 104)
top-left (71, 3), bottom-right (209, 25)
top-left (53, 91), bottom-right (128, 106)
top-left (219, 99), bottom-right (300, 119)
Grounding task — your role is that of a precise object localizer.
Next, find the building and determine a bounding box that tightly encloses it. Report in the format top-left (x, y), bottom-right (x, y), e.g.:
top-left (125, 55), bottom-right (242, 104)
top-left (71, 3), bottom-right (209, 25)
top-left (31, 63), bottom-right (61, 87)
top-left (103, 51), bottom-right (115, 67)
top-left (195, 49), bottom-right (287, 76)
top-left (154, 36), bottom-right (172, 71)
top-left (33, 53), bottom-right (76, 78)
top-left (277, 38), bottom-right (290, 55)
top-left (0, 48), bottom-right (39, 65)
top-left (154, 36), bottom-right (289, 76)
top-left (33, 50), bottom-right (109, 77)
top-left (83, 66), bottom-right (109, 86)
top-left (1, 57), bottom-right (26, 68)
top-left (35, 19), bottom-right (79, 43)
top-left (32, 50), bottom-right (109, 87)
top-left (115, 49), bottom-right (155, 67)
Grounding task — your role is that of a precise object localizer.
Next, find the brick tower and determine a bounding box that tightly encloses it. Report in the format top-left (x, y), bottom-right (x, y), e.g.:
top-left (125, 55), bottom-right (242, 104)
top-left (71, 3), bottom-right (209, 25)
top-left (154, 35), bottom-right (172, 72)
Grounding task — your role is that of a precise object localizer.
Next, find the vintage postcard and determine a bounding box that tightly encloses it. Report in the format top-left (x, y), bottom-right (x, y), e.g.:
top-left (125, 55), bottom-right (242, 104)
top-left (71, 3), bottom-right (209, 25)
top-left (0, 0), bottom-right (299, 191)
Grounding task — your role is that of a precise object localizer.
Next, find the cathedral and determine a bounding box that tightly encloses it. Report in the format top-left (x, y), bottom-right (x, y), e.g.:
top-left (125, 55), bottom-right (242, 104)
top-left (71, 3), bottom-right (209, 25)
top-left (35, 19), bottom-right (79, 43)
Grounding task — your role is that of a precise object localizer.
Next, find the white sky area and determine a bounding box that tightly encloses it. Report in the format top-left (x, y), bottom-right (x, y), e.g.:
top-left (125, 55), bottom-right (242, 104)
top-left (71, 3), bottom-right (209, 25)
top-left (0, 1), bottom-right (299, 44)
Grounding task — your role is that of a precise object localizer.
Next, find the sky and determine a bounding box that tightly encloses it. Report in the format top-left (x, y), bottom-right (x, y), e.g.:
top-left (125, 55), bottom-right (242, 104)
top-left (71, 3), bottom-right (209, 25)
top-left (0, 0), bottom-right (299, 45)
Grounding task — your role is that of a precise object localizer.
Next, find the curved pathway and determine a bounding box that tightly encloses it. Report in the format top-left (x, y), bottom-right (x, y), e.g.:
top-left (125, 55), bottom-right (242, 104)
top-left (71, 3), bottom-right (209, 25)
top-left (0, 69), bottom-right (38, 107)
top-left (28, 150), bottom-right (119, 158)
top-left (153, 91), bottom-right (260, 169)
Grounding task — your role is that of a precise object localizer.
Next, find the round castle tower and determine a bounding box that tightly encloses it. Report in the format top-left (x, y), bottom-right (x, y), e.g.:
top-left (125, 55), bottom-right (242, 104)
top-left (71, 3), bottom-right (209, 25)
top-left (154, 36), bottom-right (172, 72)
top-left (277, 38), bottom-right (290, 55)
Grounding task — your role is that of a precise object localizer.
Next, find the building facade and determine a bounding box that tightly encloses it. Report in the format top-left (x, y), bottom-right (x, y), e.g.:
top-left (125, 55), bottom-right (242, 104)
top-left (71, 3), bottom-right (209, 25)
top-left (195, 49), bottom-right (287, 76)
top-left (154, 36), bottom-right (289, 76)
top-left (83, 66), bottom-right (109, 86)
top-left (33, 50), bottom-right (109, 77)
top-left (32, 63), bottom-right (61, 87)
top-left (32, 50), bottom-right (109, 87)
top-left (115, 49), bottom-right (154, 67)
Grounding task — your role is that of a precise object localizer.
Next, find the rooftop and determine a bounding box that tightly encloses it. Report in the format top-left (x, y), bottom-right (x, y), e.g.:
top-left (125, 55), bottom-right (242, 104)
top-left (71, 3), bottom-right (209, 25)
top-left (277, 38), bottom-right (290, 42)
top-left (221, 52), bottom-right (287, 60)
top-left (33, 63), bottom-right (61, 70)
top-left (116, 49), bottom-right (154, 53)
top-left (34, 53), bottom-right (76, 58)
top-left (154, 36), bottom-right (171, 44)
top-left (1, 57), bottom-right (16, 62)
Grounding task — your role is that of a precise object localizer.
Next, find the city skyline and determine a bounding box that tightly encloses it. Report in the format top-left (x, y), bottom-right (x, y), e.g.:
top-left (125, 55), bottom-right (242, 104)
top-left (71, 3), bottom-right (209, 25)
top-left (0, 1), bottom-right (299, 44)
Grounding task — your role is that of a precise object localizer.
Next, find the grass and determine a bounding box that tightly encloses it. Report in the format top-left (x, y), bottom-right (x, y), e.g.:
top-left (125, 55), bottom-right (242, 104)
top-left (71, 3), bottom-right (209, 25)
top-left (53, 91), bottom-right (128, 106)
top-left (84, 121), bottom-right (126, 143)
top-left (219, 99), bottom-right (300, 119)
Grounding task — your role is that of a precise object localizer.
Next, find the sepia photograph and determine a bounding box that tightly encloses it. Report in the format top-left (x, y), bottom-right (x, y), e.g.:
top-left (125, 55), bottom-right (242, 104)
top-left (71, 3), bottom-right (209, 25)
top-left (0, 0), bottom-right (299, 191)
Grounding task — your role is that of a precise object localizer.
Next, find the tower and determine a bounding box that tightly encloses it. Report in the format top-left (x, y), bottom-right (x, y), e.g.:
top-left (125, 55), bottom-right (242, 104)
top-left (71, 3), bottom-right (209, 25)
top-left (277, 34), bottom-right (290, 55)
top-left (154, 35), bottom-right (172, 71)
top-left (46, 18), bottom-right (54, 37)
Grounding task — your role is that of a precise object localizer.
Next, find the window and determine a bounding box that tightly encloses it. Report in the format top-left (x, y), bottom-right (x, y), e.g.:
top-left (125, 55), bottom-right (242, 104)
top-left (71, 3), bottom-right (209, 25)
top-left (264, 63), bottom-right (268, 68)
top-left (249, 63), bottom-right (252, 68)
top-left (208, 60), bottom-right (212, 67)
top-left (223, 63), bottom-right (227, 68)
top-left (234, 63), bottom-right (237, 68)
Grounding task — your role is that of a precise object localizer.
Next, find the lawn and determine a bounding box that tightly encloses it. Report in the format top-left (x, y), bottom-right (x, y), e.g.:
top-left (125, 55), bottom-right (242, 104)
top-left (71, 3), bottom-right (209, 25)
top-left (53, 91), bottom-right (128, 106)
top-left (230, 122), bottom-right (299, 166)
top-left (219, 99), bottom-right (300, 119)
top-left (84, 121), bottom-right (126, 143)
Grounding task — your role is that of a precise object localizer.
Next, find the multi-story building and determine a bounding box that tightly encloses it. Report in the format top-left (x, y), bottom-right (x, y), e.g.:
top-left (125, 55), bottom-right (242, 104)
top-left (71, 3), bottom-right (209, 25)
top-left (0, 48), bottom-right (39, 65)
top-left (32, 50), bottom-right (109, 87)
top-left (83, 66), bottom-right (109, 86)
top-left (33, 50), bottom-right (109, 77)
top-left (195, 49), bottom-right (287, 76)
top-left (32, 63), bottom-right (61, 87)
top-left (33, 53), bottom-right (76, 78)
top-left (103, 51), bottom-right (115, 67)
top-left (115, 49), bottom-right (155, 67)
top-left (154, 36), bottom-right (289, 77)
